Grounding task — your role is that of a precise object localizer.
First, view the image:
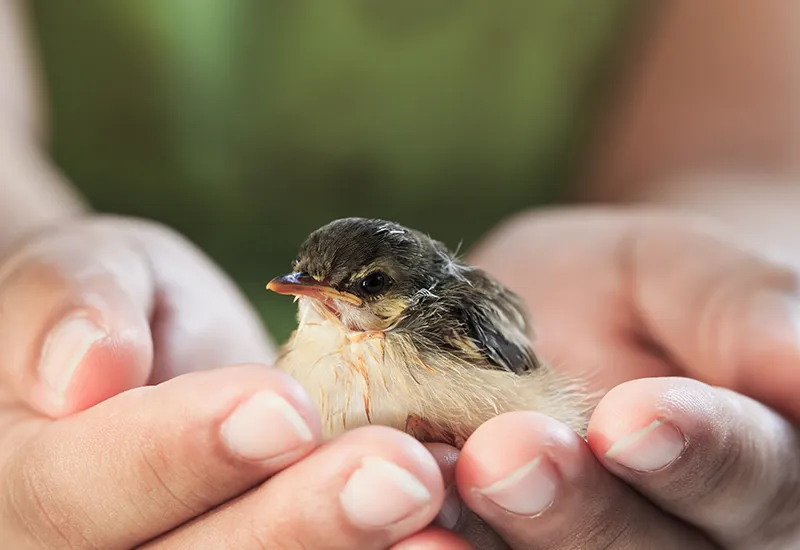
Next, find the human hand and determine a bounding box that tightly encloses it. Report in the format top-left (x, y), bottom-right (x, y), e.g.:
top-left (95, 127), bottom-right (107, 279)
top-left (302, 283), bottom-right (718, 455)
top-left (427, 207), bottom-right (800, 549)
top-left (0, 216), bottom-right (448, 549)
top-left (0, 215), bottom-right (275, 417)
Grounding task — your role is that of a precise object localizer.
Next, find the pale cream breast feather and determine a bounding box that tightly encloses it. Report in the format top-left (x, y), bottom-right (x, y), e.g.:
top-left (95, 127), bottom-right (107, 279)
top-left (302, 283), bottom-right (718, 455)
top-left (275, 298), bottom-right (409, 439)
top-left (276, 298), bottom-right (594, 443)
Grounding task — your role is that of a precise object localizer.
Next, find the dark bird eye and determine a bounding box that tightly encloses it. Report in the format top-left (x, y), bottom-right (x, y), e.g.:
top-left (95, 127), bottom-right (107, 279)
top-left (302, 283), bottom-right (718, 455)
top-left (359, 272), bottom-right (388, 296)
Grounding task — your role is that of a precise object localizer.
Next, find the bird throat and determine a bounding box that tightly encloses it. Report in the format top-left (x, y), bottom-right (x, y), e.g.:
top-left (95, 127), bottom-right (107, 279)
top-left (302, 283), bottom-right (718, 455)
top-left (275, 297), bottom-right (410, 439)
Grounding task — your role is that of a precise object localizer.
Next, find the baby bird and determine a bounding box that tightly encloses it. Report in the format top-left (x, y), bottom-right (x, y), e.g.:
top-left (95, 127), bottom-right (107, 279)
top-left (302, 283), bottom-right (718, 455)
top-left (267, 217), bottom-right (592, 448)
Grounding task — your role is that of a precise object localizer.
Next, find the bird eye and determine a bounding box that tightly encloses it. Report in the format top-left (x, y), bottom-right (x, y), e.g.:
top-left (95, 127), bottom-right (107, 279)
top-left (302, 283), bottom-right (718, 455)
top-left (359, 272), bottom-right (388, 296)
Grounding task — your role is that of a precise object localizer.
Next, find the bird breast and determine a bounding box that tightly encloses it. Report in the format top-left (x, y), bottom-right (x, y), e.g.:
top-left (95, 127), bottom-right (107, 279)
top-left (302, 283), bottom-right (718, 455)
top-left (275, 299), bottom-right (594, 444)
top-left (274, 298), bottom-right (411, 439)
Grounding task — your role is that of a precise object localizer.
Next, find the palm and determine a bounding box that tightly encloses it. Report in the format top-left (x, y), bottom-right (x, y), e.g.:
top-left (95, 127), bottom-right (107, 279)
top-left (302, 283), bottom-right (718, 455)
top-left (469, 211), bottom-right (672, 394)
top-left (468, 208), bottom-right (800, 420)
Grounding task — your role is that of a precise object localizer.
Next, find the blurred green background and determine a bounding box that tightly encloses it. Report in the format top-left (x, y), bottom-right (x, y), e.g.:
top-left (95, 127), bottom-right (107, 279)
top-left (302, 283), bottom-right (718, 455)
top-left (28, 1), bottom-right (633, 341)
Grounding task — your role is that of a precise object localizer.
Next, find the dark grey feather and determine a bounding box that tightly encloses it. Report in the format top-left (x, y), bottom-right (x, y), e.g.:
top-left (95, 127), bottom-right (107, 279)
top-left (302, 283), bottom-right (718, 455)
top-left (291, 217), bottom-right (541, 375)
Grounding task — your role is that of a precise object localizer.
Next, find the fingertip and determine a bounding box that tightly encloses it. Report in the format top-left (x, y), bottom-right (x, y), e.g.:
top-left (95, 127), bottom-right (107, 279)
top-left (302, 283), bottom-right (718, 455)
top-left (219, 392), bottom-right (318, 470)
top-left (15, 303), bottom-right (154, 418)
top-left (146, 363), bottom-right (324, 474)
top-left (588, 377), bottom-right (730, 474)
top-left (0, 234), bottom-right (157, 417)
top-left (154, 362), bottom-right (324, 448)
top-left (41, 329), bottom-right (153, 417)
top-left (587, 377), bottom-right (701, 455)
top-left (586, 379), bottom-right (660, 455)
top-left (198, 363), bottom-right (324, 441)
top-left (586, 376), bottom-right (800, 547)
top-left (308, 426), bottom-right (446, 533)
top-left (9, 361), bottom-right (328, 548)
top-left (151, 423), bottom-right (449, 549)
top-left (391, 527), bottom-right (473, 549)
top-left (423, 442), bottom-right (459, 483)
top-left (421, 443), bottom-right (463, 531)
top-left (339, 426), bottom-right (445, 490)
top-left (455, 412), bottom-right (586, 519)
top-left (458, 411), bottom-right (583, 485)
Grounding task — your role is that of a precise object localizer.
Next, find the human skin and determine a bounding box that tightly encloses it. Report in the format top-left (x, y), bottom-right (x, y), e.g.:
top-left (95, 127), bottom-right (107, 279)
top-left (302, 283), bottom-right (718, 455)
top-left (436, 208), bottom-right (800, 549)
top-left (2, 3), bottom-right (454, 548)
top-left (0, 218), bottom-right (450, 549)
top-left (443, 4), bottom-right (800, 544)
top-left (396, 2), bottom-right (800, 546)
top-left (4, 0), bottom-right (800, 548)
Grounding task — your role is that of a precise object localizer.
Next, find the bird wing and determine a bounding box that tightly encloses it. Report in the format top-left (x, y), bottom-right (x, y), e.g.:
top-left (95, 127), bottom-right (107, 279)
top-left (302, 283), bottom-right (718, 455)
top-left (432, 270), bottom-right (539, 375)
top-left (459, 290), bottom-right (540, 375)
top-left (403, 264), bottom-right (540, 375)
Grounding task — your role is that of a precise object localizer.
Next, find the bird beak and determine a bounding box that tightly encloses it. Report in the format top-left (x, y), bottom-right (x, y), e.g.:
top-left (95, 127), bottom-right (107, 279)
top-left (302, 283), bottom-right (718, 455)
top-left (266, 272), bottom-right (363, 306)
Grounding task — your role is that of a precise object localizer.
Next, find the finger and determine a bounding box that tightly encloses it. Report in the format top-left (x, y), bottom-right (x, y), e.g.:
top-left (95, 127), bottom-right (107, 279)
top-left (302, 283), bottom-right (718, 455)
top-left (467, 208), bottom-right (680, 393)
top-left (456, 411), bottom-right (716, 550)
top-left (627, 214), bottom-right (800, 420)
top-left (110, 217), bottom-right (275, 382)
top-left (425, 442), bottom-right (464, 531)
top-left (590, 376), bottom-right (800, 548)
top-left (390, 527), bottom-right (474, 550)
top-left (0, 221), bottom-right (155, 417)
top-left (0, 217), bottom-right (274, 417)
top-left (2, 364), bottom-right (321, 550)
top-left (425, 442), bottom-right (511, 549)
top-left (146, 426), bottom-right (445, 550)
top-left (469, 209), bottom-right (800, 419)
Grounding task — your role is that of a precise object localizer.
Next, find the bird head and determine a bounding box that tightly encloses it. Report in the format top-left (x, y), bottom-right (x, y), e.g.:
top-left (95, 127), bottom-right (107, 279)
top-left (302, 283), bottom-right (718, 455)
top-left (267, 218), bottom-right (449, 332)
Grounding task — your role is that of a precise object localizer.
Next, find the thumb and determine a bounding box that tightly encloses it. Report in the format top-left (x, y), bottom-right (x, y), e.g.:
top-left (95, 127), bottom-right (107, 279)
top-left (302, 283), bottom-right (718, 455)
top-left (631, 216), bottom-right (800, 420)
top-left (0, 221), bottom-right (155, 417)
top-left (0, 217), bottom-right (275, 418)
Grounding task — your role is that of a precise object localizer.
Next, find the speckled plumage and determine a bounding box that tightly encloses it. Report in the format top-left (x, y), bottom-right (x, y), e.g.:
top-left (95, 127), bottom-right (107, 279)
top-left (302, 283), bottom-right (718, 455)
top-left (269, 218), bottom-right (592, 447)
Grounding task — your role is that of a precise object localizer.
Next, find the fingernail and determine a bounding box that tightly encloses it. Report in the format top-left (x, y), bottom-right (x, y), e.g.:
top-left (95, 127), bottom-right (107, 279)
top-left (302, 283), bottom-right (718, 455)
top-left (475, 456), bottom-right (557, 517)
top-left (221, 391), bottom-right (314, 462)
top-left (606, 419), bottom-right (686, 472)
top-left (39, 313), bottom-right (107, 402)
top-left (340, 456), bottom-right (432, 529)
top-left (434, 484), bottom-right (464, 530)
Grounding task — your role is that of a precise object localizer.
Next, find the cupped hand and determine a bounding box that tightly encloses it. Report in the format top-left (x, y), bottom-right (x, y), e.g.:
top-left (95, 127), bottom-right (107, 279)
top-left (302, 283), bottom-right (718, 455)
top-left (0, 216), bottom-right (447, 549)
top-left (0, 215), bottom-right (275, 417)
top-left (430, 207), bottom-right (800, 549)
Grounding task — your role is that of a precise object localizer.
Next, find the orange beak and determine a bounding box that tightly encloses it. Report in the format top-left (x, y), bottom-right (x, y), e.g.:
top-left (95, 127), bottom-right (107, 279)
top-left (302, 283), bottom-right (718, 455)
top-left (266, 272), bottom-right (363, 306)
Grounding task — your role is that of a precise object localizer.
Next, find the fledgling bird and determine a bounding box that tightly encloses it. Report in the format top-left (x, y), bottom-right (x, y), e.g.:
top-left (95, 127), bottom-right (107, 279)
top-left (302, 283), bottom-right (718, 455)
top-left (267, 217), bottom-right (593, 448)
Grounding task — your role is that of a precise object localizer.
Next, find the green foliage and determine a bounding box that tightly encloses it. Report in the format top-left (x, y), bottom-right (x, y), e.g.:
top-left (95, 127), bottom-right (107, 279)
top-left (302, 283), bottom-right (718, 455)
top-left (29, 1), bottom-right (633, 341)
